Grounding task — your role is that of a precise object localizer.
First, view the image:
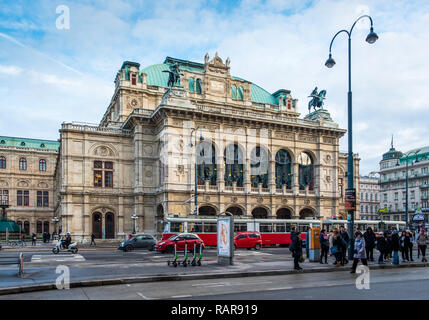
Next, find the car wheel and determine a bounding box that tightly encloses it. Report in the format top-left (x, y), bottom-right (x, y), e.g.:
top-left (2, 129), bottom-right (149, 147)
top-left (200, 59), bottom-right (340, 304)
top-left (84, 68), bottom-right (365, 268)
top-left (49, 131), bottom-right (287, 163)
top-left (255, 243), bottom-right (261, 250)
top-left (247, 247), bottom-right (251, 250)
top-left (234, 244), bottom-right (237, 250)
top-left (166, 246), bottom-right (174, 254)
top-left (125, 245), bottom-right (133, 252)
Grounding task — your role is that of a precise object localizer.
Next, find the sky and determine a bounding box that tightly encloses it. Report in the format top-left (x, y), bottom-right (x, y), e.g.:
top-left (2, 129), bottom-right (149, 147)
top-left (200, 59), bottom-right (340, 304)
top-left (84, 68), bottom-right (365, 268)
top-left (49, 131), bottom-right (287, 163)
top-left (1, 0), bottom-right (429, 175)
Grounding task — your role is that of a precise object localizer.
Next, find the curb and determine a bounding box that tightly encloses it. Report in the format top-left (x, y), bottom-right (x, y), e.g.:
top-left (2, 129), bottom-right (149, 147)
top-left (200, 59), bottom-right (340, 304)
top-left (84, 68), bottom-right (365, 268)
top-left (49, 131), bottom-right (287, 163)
top-left (0, 262), bottom-right (428, 296)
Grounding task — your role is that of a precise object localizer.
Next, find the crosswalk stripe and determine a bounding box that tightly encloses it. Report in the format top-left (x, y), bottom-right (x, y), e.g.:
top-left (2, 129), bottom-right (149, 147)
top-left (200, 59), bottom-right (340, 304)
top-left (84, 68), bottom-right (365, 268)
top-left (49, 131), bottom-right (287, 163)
top-left (30, 254), bottom-right (85, 263)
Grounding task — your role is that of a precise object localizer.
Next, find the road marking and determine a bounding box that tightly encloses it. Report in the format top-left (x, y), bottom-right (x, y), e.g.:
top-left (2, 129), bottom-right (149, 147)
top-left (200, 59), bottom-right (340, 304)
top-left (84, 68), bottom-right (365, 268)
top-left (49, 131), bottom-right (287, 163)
top-left (136, 292), bottom-right (150, 300)
top-left (171, 295), bottom-right (192, 298)
top-left (30, 254), bottom-right (85, 263)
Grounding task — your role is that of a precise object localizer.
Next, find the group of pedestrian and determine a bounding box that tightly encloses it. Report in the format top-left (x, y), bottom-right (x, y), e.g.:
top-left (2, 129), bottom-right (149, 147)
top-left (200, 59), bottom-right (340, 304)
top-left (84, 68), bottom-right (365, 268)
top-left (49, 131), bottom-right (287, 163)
top-left (291, 225), bottom-right (428, 272)
top-left (42, 232), bottom-right (51, 243)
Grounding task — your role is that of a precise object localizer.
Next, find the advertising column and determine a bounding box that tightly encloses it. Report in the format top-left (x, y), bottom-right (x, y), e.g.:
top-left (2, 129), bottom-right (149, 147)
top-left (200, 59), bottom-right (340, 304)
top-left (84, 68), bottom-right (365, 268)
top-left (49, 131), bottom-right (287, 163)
top-left (217, 216), bottom-right (234, 265)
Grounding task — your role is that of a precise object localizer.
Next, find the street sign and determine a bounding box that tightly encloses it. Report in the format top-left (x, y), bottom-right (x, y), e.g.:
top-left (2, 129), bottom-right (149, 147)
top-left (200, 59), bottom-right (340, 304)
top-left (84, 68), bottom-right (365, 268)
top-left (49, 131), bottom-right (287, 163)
top-left (345, 188), bottom-right (356, 211)
top-left (378, 208), bottom-right (388, 215)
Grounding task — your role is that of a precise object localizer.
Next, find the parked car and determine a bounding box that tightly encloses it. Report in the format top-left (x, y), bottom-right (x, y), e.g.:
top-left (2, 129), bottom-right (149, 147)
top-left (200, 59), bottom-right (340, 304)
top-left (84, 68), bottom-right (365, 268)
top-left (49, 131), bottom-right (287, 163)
top-left (155, 233), bottom-right (205, 253)
top-left (118, 234), bottom-right (156, 252)
top-left (234, 231), bottom-right (262, 250)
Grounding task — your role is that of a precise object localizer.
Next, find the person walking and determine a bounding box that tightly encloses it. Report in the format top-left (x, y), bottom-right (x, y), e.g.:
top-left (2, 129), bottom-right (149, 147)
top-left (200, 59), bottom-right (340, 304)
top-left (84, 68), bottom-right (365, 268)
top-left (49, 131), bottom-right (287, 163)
top-left (351, 231), bottom-right (368, 273)
top-left (339, 226), bottom-right (349, 265)
top-left (363, 227), bottom-right (376, 262)
top-left (31, 233), bottom-right (37, 246)
top-left (392, 230), bottom-right (400, 265)
top-left (319, 229), bottom-right (329, 264)
top-left (332, 229), bottom-right (343, 267)
top-left (90, 233), bottom-right (96, 246)
top-left (376, 232), bottom-right (388, 264)
top-left (290, 227), bottom-right (303, 270)
top-left (417, 229), bottom-right (428, 262)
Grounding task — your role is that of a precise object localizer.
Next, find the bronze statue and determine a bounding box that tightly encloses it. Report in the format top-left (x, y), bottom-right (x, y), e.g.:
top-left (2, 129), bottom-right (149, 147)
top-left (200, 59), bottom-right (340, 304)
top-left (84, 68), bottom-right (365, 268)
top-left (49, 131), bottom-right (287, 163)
top-left (308, 87), bottom-right (327, 113)
top-left (163, 63), bottom-right (183, 87)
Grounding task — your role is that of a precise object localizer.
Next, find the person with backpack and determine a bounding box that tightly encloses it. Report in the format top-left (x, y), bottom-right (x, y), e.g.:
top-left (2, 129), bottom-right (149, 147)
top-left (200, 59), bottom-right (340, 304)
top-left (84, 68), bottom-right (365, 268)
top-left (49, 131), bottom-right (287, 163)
top-left (363, 227), bottom-right (376, 261)
top-left (391, 230), bottom-right (400, 265)
top-left (417, 229), bottom-right (428, 262)
top-left (31, 233), bottom-right (37, 246)
top-left (319, 229), bottom-right (329, 264)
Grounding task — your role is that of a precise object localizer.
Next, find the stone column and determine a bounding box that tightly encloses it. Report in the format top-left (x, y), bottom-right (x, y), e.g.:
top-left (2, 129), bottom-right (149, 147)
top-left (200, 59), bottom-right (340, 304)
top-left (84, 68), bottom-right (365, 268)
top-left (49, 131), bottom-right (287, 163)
top-left (293, 163), bottom-right (300, 195)
top-left (269, 160), bottom-right (276, 193)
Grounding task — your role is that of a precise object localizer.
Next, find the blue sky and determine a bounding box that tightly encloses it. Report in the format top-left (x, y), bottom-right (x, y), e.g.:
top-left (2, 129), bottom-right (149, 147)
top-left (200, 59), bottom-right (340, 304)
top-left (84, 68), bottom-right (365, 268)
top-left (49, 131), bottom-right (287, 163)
top-left (1, 0), bottom-right (429, 175)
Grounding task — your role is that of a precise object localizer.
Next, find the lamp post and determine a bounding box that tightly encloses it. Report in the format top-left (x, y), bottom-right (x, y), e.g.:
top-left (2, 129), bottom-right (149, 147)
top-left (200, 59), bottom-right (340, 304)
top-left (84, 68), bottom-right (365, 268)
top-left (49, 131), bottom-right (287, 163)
top-left (404, 149), bottom-right (420, 230)
top-left (131, 214), bottom-right (138, 234)
top-left (189, 127), bottom-right (204, 215)
top-left (325, 15), bottom-right (378, 260)
top-left (52, 216), bottom-right (59, 239)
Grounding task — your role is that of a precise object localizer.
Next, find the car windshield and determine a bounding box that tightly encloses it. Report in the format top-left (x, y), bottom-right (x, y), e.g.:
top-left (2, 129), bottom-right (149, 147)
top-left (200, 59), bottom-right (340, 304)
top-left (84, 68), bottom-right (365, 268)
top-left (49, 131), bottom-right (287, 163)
top-left (168, 235), bottom-right (178, 240)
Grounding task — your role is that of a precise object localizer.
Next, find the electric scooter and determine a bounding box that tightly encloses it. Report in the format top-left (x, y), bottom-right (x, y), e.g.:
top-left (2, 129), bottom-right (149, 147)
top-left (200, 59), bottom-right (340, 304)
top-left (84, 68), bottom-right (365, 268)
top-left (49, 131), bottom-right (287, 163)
top-left (191, 241), bottom-right (203, 266)
top-left (167, 239), bottom-right (179, 267)
top-left (182, 240), bottom-right (189, 267)
top-left (196, 241), bottom-right (203, 266)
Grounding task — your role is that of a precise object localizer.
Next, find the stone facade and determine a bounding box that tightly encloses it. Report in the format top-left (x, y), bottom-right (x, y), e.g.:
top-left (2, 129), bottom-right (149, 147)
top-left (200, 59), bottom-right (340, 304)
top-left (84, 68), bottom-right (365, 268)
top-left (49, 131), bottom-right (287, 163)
top-left (0, 137), bottom-right (59, 236)
top-left (1, 53), bottom-right (361, 241)
top-left (359, 174), bottom-right (380, 220)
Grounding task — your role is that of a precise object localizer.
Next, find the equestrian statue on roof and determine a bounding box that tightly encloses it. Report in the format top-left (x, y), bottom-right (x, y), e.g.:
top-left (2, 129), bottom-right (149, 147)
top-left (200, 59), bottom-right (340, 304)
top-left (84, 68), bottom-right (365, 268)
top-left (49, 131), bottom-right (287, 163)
top-left (163, 63), bottom-right (184, 87)
top-left (308, 87), bottom-right (327, 113)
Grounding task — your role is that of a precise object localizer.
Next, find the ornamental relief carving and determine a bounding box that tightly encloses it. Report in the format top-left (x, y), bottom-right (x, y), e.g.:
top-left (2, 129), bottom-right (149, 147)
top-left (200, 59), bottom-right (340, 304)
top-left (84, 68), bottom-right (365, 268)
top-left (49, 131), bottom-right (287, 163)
top-left (93, 145), bottom-right (114, 157)
top-left (17, 181), bottom-right (29, 188)
top-left (298, 134), bottom-right (317, 143)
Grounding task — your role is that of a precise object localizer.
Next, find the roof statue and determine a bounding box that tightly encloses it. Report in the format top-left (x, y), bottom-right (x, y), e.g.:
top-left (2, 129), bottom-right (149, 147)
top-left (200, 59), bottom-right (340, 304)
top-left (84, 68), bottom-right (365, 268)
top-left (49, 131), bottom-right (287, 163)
top-left (162, 63), bottom-right (183, 87)
top-left (308, 87), bottom-right (327, 113)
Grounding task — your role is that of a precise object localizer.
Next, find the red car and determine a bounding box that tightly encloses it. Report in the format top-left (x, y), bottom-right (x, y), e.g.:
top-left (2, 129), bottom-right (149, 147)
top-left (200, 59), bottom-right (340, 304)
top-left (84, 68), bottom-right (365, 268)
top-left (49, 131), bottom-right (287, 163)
top-left (234, 231), bottom-right (262, 250)
top-left (155, 233), bottom-right (205, 253)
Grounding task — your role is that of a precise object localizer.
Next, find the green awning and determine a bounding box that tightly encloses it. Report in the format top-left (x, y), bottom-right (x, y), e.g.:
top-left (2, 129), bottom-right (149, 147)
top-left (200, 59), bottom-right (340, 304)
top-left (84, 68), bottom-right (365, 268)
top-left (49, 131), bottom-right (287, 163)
top-left (0, 219), bottom-right (20, 233)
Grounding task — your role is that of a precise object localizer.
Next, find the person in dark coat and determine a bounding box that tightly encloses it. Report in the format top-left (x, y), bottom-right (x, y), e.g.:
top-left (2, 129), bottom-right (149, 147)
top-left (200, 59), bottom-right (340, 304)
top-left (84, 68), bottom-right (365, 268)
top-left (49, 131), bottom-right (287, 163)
top-left (376, 232), bottom-right (388, 264)
top-left (31, 233), bottom-right (37, 246)
top-left (364, 227), bottom-right (376, 261)
top-left (407, 231), bottom-right (414, 261)
top-left (391, 230), bottom-right (400, 265)
top-left (290, 227), bottom-right (303, 270)
top-left (319, 229), bottom-right (329, 264)
top-left (90, 233), bottom-right (96, 246)
top-left (385, 230), bottom-right (393, 260)
top-left (339, 226), bottom-right (349, 265)
top-left (332, 229), bottom-right (343, 267)
top-left (400, 230), bottom-right (411, 262)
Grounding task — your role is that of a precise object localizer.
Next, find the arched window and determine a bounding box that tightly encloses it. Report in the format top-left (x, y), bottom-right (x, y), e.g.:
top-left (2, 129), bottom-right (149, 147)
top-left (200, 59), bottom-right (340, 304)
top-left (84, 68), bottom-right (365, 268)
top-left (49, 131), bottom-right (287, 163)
top-left (226, 206), bottom-right (243, 216)
top-left (37, 221), bottom-right (43, 234)
top-left (17, 221), bottom-right (22, 233)
top-left (39, 159), bottom-right (46, 171)
top-left (298, 152), bottom-right (313, 190)
top-left (188, 77), bottom-right (195, 93)
top-left (24, 221), bottom-right (30, 235)
top-left (237, 86), bottom-right (244, 101)
top-left (275, 149), bottom-right (292, 189)
top-left (196, 78), bottom-right (202, 94)
top-left (43, 221), bottom-right (49, 233)
top-left (196, 142), bottom-right (217, 185)
top-left (0, 156), bottom-right (5, 169)
top-left (250, 146), bottom-right (268, 188)
top-left (19, 158), bottom-right (27, 170)
top-left (224, 144), bottom-right (244, 187)
top-left (198, 206), bottom-right (217, 216)
top-left (252, 207), bottom-right (268, 219)
top-left (231, 85), bottom-right (237, 100)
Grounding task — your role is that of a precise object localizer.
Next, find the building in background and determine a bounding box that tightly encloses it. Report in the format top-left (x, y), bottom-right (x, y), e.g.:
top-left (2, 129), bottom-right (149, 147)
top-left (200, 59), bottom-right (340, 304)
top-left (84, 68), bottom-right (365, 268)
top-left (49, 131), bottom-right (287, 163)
top-left (359, 173), bottom-right (380, 220)
top-left (0, 136), bottom-right (59, 236)
top-left (379, 143), bottom-right (429, 224)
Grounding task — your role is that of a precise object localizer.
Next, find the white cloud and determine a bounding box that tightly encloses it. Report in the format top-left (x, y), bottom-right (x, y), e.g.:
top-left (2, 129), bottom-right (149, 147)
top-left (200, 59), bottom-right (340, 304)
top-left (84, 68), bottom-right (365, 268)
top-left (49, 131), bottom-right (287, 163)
top-left (0, 65), bottom-right (23, 75)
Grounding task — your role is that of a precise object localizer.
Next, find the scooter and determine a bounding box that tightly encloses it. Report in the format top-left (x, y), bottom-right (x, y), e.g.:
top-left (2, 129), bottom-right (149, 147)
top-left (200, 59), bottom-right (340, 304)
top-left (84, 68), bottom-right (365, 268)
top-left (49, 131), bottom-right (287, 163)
top-left (167, 239), bottom-right (179, 267)
top-left (191, 241), bottom-right (203, 266)
top-left (182, 240), bottom-right (189, 267)
top-left (52, 239), bottom-right (78, 254)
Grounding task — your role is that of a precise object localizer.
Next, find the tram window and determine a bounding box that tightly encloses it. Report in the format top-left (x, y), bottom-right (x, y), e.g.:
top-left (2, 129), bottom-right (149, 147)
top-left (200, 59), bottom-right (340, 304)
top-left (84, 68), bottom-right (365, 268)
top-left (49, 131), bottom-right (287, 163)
top-left (275, 223), bottom-right (285, 232)
top-left (286, 224), bottom-right (292, 232)
top-left (234, 224), bottom-right (246, 232)
top-left (170, 223), bottom-right (181, 233)
top-left (260, 224), bottom-right (272, 232)
top-left (193, 223), bottom-right (202, 232)
top-left (203, 223), bottom-right (216, 233)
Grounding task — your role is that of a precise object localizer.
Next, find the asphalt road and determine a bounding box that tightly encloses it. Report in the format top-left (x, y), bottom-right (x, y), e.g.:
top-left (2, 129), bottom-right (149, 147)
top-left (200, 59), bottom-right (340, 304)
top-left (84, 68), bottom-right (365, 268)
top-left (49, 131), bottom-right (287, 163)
top-left (2, 264), bottom-right (429, 300)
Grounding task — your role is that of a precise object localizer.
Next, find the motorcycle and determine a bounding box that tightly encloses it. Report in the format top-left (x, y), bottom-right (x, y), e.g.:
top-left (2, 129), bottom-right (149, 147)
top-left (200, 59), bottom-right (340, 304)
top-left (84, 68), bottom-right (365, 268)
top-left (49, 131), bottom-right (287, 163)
top-left (52, 240), bottom-right (78, 254)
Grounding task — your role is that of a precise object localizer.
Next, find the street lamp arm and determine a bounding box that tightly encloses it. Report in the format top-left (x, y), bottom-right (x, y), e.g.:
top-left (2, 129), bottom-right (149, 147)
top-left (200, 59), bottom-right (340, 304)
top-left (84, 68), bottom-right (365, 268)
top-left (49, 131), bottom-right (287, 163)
top-left (328, 29), bottom-right (350, 53)
top-left (349, 14), bottom-right (374, 36)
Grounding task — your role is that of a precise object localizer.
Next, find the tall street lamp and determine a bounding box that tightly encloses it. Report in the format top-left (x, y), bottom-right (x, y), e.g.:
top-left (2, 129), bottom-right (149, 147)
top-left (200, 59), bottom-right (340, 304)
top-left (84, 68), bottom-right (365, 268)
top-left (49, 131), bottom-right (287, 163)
top-left (189, 127), bottom-right (204, 215)
top-left (404, 149), bottom-right (420, 230)
top-left (325, 15), bottom-right (378, 260)
top-left (131, 214), bottom-right (138, 234)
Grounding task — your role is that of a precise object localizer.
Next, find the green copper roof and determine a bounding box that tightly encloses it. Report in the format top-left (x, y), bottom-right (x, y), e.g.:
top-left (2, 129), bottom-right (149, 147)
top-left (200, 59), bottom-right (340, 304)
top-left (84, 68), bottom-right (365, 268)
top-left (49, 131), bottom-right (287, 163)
top-left (0, 136), bottom-right (60, 151)
top-left (141, 61), bottom-right (280, 105)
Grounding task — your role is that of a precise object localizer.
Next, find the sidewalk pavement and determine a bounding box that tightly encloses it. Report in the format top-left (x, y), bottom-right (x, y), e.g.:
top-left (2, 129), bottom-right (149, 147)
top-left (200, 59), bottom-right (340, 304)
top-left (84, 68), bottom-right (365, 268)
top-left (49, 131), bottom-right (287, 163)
top-left (0, 251), bottom-right (428, 296)
top-left (0, 242), bottom-right (119, 252)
